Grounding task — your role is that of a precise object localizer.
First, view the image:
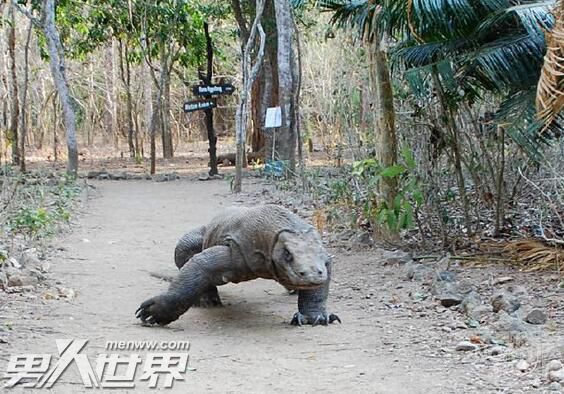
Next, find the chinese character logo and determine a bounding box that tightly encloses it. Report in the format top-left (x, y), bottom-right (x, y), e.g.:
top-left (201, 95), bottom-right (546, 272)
top-left (4, 339), bottom-right (190, 389)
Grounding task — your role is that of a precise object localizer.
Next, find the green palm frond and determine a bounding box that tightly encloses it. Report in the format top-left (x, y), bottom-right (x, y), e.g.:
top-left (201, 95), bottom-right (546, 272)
top-left (411, 0), bottom-right (478, 28)
top-left (469, 34), bottom-right (545, 91)
top-left (479, 2), bottom-right (555, 37)
top-left (322, 0), bottom-right (558, 158)
top-left (405, 68), bottom-right (432, 98)
top-left (495, 90), bottom-right (550, 159)
top-left (319, 0), bottom-right (379, 40)
top-left (393, 37), bottom-right (472, 67)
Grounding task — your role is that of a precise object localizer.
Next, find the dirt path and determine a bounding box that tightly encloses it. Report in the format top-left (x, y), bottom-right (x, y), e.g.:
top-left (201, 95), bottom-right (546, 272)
top-left (2, 179), bottom-right (531, 393)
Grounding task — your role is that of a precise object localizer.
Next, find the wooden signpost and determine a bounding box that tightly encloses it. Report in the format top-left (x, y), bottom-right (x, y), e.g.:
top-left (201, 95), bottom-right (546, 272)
top-left (183, 99), bottom-right (217, 113)
top-left (183, 23), bottom-right (235, 177)
top-left (191, 83), bottom-right (235, 97)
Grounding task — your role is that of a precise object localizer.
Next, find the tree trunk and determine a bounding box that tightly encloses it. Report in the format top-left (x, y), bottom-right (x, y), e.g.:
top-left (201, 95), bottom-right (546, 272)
top-left (234, 0), bottom-right (266, 193)
top-left (369, 40), bottom-right (398, 208)
top-left (494, 127), bottom-right (506, 236)
top-left (149, 83), bottom-right (163, 175)
top-left (119, 40), bottom-right (136, 158)
top-left (250, 0), bottom-right (278, 155)
top-left (7, 2), bottom-right (20, 166)
top-left (273, 0), bottom-right (296, 173)
top-left (52, 94), bottom-right (58, 163)
top-left (161, 71), bottom-right (173, 159)
top-left (250, 72), bottom-right (265, 152)
top-left (19, 19), bottom-right (33, 173)
top-left (201, 22), bottom-right (218, 176)
top-left (432, 67), bottom-right (473, 234)
top-left (111, 40), bottom-right (119, 150)
top-left (291, 17), bottom-right (305, 183)
top-left (160, 41), bottom-right (173, 160)
top-left (262, 50), bottom-right (277, 159)
top-left (42, 0), bottom-right (78, 176)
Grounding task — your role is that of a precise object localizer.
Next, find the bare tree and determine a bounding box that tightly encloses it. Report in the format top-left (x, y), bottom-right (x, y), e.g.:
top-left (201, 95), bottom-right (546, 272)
top-left (13, 0), bottom-right (79, 176)
top-left (19, 19), bottom-right (33, 172)
top-left (7, 2), bottom-right (20, 166)
top-left (234, 0), bottom-right (266, 193)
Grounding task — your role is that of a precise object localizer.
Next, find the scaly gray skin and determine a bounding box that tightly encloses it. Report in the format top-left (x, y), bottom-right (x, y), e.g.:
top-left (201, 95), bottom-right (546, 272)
top-left (136, 205), bottom-right (340, 327)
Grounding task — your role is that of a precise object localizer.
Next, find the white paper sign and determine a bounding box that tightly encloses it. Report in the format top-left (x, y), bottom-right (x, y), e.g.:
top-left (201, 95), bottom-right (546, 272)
top-left (265, 107), bottom-right (282, 128)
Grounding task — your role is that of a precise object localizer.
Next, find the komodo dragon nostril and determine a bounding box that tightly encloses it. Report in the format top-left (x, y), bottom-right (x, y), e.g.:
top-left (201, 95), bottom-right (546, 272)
top-left (298, 271), bottom-right (306, 277)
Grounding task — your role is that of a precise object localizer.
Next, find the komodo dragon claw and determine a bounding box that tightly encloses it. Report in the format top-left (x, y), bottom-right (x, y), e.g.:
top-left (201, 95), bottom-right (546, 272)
top-left (290, 312), bottom-right (341, 326)
top-left (136, 294), bottom-right (181, 326)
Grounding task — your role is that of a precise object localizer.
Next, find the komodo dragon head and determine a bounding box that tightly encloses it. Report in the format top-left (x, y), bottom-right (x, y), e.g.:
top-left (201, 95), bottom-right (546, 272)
top-left (271, 228), bottom-right (330, 289)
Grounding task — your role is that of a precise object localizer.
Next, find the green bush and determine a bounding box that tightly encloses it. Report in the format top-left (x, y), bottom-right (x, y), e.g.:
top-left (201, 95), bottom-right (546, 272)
top-left (9, 207), bottom-right (53, 237)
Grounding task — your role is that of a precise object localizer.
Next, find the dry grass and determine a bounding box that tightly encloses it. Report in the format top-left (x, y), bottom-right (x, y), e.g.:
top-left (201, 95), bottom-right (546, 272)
top-left (504, 239), bottom-right (564, 272)
top-left (312, 209), bottom-right (326, 234)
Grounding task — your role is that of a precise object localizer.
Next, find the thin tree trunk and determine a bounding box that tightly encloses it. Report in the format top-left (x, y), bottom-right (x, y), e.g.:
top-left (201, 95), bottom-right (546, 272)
top-left (42, 0), bottom-right (78, 175)
top-left (149, 86), bottom-right (162, 175)
top-left (19, 19), bottom-right (33, 173)
top-left (431, 68), bottom-right (472, 234)
top-left (118, 40), bottom-right (136, 157)
top-left (111, 39), bottom-right (120, 150)
top-left (52, 94), bottom-right (58, 163)
top-left (201, 22), bottom-right (218, 176)
top-left (262, 50), bottom-right (276, 159)
top-left (369, 40), bottom-right (398, 209)
top-left (7, 2), bottom-right (20, 166)
top-left (234, 0), bottom-right (266, 193)
top-left (160, 42), bottom-right (173, 159)
top-left (291, 17), bottom-right (304, 183)
top-left (494, 127), bottom-right (506, 236)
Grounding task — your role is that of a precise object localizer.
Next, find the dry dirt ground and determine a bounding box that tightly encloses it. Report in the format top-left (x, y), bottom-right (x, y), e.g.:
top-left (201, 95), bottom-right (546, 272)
top-left (1, 175), bottom-right (563, 393)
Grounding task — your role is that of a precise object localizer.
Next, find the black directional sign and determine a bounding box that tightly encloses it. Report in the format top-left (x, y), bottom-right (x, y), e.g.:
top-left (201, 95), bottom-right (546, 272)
top-left (192, 83), bottom-right (235, 97)
top-left (183, 99), bottom-right (217, 113)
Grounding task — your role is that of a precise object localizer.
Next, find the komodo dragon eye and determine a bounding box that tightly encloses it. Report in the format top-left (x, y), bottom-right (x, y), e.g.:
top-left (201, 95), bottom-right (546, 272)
top-left (283, 248), bottom-right (293, 263)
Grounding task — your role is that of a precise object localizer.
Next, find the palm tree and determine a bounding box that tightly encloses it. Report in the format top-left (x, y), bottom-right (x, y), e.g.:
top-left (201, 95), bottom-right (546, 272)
top-left (320, 0), bottom-right (401, 222)
top-left (320, 0), bottom-right (560, 236)
top-left (321, 0), bottom-right (559, 155)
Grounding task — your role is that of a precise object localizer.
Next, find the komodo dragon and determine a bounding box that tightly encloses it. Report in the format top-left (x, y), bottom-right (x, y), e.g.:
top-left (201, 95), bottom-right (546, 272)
top-left (136, 204), bottom-right (340, 327)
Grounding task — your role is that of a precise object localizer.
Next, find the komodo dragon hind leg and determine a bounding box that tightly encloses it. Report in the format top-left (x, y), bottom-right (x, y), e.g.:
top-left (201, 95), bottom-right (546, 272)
top-left (175, 226), bottom-right (206, 269)
top-left (192, 286), bottom-right (223, 308)
top-left (137, 246), bottom-right (232, 326)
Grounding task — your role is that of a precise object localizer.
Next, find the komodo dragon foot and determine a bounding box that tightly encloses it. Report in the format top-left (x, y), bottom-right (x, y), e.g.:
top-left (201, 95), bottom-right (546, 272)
top-left (290, 311), bottom-right (341, 327)
top-left (136, 294), bottom-right (182, 326)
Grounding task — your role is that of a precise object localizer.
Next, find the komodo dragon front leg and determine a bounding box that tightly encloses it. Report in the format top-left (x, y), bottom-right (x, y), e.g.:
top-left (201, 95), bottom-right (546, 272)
top-left (174, 227), bottom-right (222, 307)
top-left (137, 246), bottom-right (238, 326)
top-left (291, 261), bottom-right (341, 326)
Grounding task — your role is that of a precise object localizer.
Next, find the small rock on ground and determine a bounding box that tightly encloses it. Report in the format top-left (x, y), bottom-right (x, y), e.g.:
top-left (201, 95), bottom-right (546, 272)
top-left (525, 309), bottom-right (548, 325)
top-left (7, 274), bottom-right (39, 287)
top-left (515, 359), bottom-right (530, 372)
top-left (491, 291), bottom-right (521, 314)
top-left (549, 369), bottom-right (564, 383)
top-left (382, 250), bottom-right (412, 265)
top-left (548, 360), bottom-right (563, 372)
top-left (455, 341), bottom-right (478, 351)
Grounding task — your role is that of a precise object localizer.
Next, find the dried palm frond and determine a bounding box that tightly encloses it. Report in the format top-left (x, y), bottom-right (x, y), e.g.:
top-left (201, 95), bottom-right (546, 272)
top-left (537, 0), bottom-right (564, 133)
top-left (504, 239), bottom-right (564, 272)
